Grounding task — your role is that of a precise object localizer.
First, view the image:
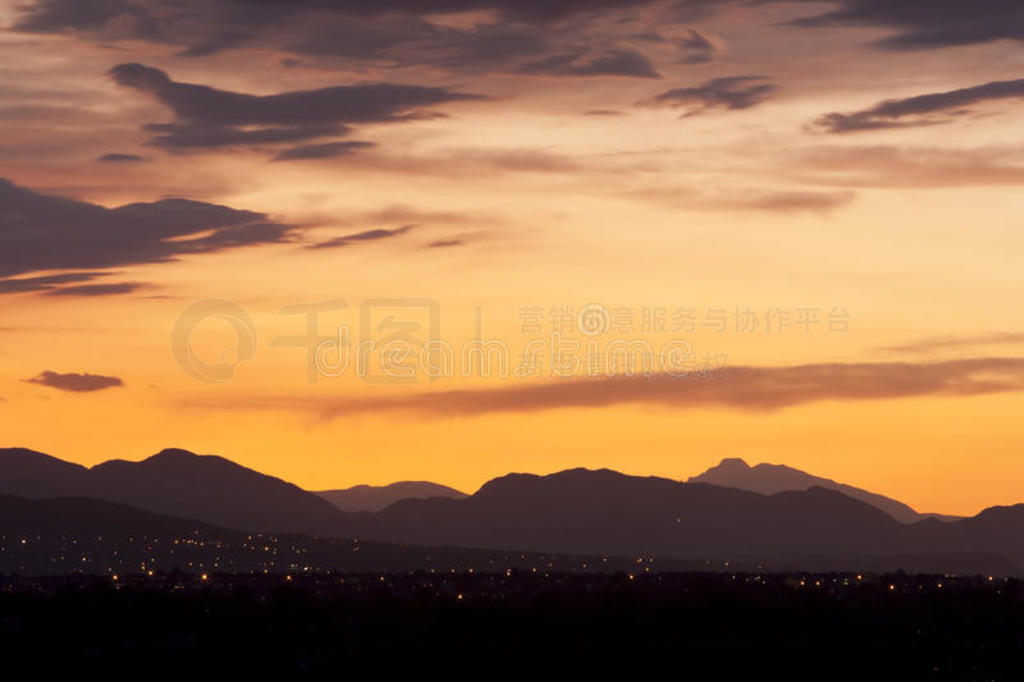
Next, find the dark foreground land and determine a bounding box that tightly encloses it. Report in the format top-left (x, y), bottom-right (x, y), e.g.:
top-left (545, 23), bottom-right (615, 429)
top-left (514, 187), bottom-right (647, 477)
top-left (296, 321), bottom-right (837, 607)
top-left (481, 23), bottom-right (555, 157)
top-left (2, 571), bottom-right (1022, 678)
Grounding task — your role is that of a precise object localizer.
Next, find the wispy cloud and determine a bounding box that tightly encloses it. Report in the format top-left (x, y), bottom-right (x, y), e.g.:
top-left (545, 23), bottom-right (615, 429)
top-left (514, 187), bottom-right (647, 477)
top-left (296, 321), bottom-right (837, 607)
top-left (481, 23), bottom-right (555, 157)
top-left (188, 357), bottom-right (1024, 419)
top-left (813, 78), bottom-right (1024, 133)
top-left (641, 76), bottom-right (777, 116)
top-left (880, 333), bottom-right (1024, 355)
top-left (306, 225), bottom-right (416, 249)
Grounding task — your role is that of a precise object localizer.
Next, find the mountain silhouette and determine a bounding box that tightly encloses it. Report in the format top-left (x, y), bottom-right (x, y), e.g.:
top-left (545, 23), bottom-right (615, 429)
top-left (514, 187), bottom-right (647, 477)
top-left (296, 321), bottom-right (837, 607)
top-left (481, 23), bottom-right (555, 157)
top-left (315, 481), bottom-right (468, 512)
top-left (0, 492), bottom-right (224, 537)
top-left (2, 448), bottom-right (1021, 575)
top-left (363, 467), bottom-right (1017, 574)
top-left (689, 457), bottom-right (960, 523)
top-left (0, 447), bottom-right (89, 498)
top-left (0, 447), bottom-right (350, 536)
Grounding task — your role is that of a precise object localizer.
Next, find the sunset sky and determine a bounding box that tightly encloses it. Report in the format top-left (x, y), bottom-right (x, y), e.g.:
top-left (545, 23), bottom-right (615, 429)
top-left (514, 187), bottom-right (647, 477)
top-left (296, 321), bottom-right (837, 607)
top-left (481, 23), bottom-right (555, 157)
top-left (2, 0), bottom-right (1024, 516)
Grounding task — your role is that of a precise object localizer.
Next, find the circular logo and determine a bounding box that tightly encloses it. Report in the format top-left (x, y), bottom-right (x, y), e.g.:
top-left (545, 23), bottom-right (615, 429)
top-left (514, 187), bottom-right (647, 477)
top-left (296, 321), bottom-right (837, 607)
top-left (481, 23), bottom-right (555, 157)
top-left (171, 299), bottom-right (256, 383)
top-left (577, 303), bottom-right (610, 336)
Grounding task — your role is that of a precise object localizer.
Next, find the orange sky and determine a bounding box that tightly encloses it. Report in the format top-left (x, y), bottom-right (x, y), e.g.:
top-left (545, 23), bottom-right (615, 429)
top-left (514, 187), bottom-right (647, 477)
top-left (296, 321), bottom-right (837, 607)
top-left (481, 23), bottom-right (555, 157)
top-left (2, 0), bottom-right (1024, 516)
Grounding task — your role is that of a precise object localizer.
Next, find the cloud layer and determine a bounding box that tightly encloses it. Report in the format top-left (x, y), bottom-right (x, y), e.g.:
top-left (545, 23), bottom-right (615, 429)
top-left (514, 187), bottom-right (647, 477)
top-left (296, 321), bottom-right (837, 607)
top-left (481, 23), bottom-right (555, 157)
top-left (788, 0), bottom-right (1024, 51)
top-left (110, 63), bottom-right (484, 153)
top-left (12, 1), bottom-right (668, 76)
top-left (191, 357), bottom-right (1024, 419)
top-left (0, 178), bottom-right (296, 281)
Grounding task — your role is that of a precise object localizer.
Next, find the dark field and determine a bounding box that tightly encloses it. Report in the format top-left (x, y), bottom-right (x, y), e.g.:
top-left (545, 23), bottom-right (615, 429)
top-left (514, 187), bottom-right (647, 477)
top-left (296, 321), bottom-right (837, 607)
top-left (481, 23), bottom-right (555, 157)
top-left (2, 571), bottom-right (1022, 678)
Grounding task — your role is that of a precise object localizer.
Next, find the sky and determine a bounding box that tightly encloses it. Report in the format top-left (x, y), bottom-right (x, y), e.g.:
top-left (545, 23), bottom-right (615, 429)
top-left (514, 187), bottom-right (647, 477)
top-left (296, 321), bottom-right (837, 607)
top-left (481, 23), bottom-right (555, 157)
top-left (2, 0), bottom-right (1024, 516)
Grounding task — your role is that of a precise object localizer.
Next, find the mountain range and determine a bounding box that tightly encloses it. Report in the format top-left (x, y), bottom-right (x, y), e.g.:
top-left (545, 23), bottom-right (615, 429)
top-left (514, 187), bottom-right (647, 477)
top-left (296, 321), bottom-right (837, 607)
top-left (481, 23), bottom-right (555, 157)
top-left (1, 447), bottom-right (1021, 576)
top-left (315, 481), bottom-right (467, 512)
top-left (689, 457), bottom-right (961, 523)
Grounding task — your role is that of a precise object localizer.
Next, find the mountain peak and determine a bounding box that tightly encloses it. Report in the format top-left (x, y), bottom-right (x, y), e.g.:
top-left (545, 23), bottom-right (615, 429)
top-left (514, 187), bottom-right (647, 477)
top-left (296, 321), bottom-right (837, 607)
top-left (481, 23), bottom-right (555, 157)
top-left (315, 480), bottom-right (468, 512)
top-left (150, 447), bottom-right (201, 461)
top-left (714, 457), bottom-right (750, 471)
top-left (688, 458), bottom-right (955, 524)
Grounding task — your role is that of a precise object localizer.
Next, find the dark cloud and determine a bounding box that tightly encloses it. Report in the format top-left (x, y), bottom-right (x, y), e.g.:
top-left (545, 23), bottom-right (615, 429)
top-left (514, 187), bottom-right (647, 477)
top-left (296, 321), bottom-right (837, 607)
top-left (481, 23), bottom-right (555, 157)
top-left (8, 2), bottom-right (684, 87)
top-left (679, 28), bottom-right (717, 64)
top-left (13, 0), bottom-right (665, 34)
top-left (12, 0), bottom-right (1022, 66)
top-left (24, 370), bottom-right (124, 393)
top-left (42, 282), bottom-right (146, 297)
top-left (12, 1), bottom-right (670, 78)
top-left (582, 109), bottom-right (627, 117)
top-left (880, 333), bottom-right (1024, 355)
top-left (643, 76), bottom-right (777, 115)
top-left (0, 272), bottom-right (109, 295)
top-left (272, 141), bottom-right (377, 161)
top-left (307, 225), bottom-right (415, 249)
top-left (96, 153), bottom-right (145, 163)
top-left (109, 63), bottom-right (485, 152)
top-left (0, 177), bottom-right (296, 278)
top-left (787, 0), bottom-right (1024, 51)
top-left (426, 239), bottom-right (466, 248)
top-left (519, 48), bottom-right (660, 78)
top-left (814, 78), bottom-right (1024, 133)
top-left (138, 122), bottom-right (351, 150)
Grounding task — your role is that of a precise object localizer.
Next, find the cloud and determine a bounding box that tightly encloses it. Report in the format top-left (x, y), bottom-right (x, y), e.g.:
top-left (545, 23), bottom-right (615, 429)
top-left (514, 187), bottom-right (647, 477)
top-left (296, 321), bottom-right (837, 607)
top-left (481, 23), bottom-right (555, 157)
top-left (679, 28), bottom-right (718, 64)
top-left (0, 177), bottom-right (296, 278)
top-left (787, 0), bottom-right (1024, 51)
top-left (790, 145), bottom-right (1024, 187)
top-left (272, 141), bottom-right (377, 161)
top-left (97, 153), bottom-right (145, 163)
top-left (813, 78), bottom-right (1024, 133)
top-left (0, 272), bottom-right (109, 295)
top-left (306, 225), bottom-right (415, 249)
top-left (192, 357), bottom-right (1024, 418)
top-left (13, 0), bottom-right (665, 35)
top-left (331, 357), bottom-right (1024, 416)
top-left (642, 76), bottom-right (777, 116)
top-left (12, 0), bottom-right (1022, 69)
top-left (12, 1), bottom-right (675, 79)
top-left (880, 333), bottom-right (1024, 355)
top-left (637, 186), bottom-right (856, 213)
top-left (719, 190), bottom-right (856, 212)
top-left (42, 282), bottom-right (146, 297)
top-left (519, 48), bottom-right (660, 78)
top-left (24, 370), bottom-right (124, 393)
top-left (109, 63), bottom-right (485, 152)
top-left (427, 239), bottom-right (466, 248)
